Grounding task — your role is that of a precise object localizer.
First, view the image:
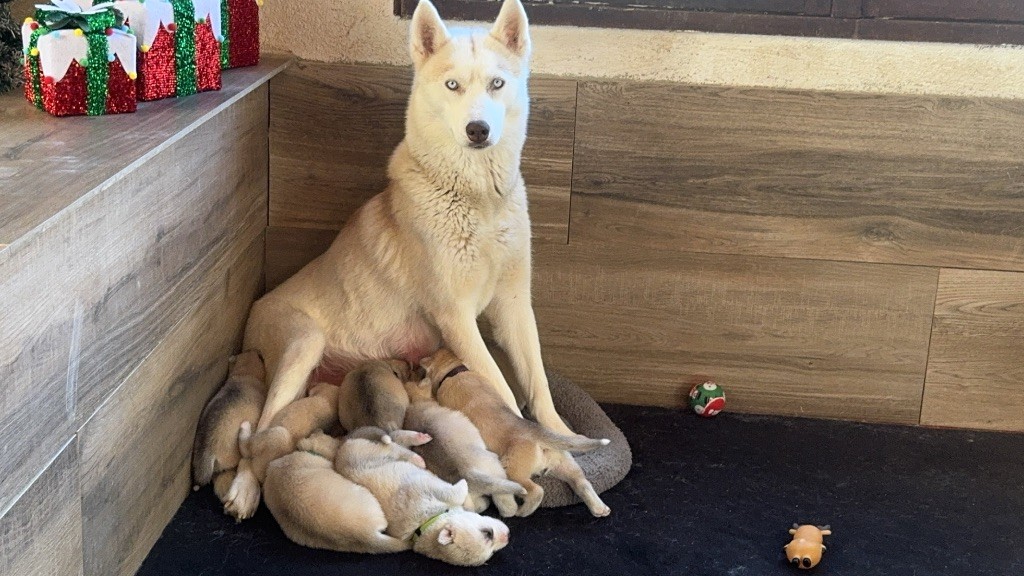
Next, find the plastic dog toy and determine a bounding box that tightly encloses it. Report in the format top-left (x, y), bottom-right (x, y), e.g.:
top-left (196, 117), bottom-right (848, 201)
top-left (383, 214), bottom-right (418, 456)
top-left (785, 524), bottom-right (831, 569)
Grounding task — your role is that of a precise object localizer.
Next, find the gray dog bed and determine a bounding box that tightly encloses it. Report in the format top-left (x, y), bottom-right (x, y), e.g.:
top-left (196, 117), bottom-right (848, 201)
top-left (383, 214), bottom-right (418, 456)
top-left (536, 372), bottom-right (633, 508)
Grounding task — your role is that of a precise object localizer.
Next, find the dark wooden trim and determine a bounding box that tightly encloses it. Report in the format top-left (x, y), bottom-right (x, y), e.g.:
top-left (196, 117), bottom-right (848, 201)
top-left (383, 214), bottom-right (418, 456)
top-left (863, 0), bottom-right (1024, 24)
top-left (396, 0), bottom-right (1024, 45)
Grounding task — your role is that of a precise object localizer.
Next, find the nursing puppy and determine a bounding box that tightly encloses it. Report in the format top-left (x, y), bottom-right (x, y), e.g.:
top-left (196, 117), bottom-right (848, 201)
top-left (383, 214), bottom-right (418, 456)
top-left (335, 429), bottom-right (510, 566)
top-left (404, 378), bottom-right (525, 517)
top-left (338, 359), bottom-right (428, 447)
top-left (262, 430), bottom-right (410, 553)
top-left (191, 351), bottom-right (266, 507)
top-left (244, 381), bottom-right (341, 482)
top-left (422, 348), bottom-right (612, 518)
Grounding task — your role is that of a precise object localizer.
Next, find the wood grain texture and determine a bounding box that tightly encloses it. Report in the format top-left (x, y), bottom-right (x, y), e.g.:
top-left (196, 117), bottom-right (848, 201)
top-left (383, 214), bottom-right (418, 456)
top-left (269, 61), bottom-right (575, 244)
top-left (80, 234), bottom-right (264, 576)
top-left (531, 242), bottom-right (937, 423)
top-left (0, 439), bottom-right (82, 576)
top-left (0, 85), bottom-right (267, 517)
top-left (0, 57), bottom-right (288, 246)
top-left (266, 226), bottom-right (337, 290)
top-left (570, 81), bottom-right (1024, 271)
top-left (921, 269), bottom-right (1024, 431)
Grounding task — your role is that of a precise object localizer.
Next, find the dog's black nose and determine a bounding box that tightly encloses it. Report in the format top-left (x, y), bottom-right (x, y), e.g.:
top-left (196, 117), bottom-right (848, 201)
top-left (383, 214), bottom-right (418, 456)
top-left (466, 121), bottom-right (490, 144)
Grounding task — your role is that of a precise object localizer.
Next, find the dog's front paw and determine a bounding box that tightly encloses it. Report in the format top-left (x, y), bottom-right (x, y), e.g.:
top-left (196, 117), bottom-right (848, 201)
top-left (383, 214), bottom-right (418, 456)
top-left (590, 503), bottom-right (611, 518)
top-left (222, 464), bottom-right (260, 521)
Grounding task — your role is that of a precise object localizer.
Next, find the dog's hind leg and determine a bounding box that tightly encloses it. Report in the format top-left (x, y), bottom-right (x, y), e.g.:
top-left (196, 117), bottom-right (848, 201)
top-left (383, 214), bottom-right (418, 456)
top-left (246, 301), bottom-right (326, 433)
top-left (546, 449), bottom-right (610, 518)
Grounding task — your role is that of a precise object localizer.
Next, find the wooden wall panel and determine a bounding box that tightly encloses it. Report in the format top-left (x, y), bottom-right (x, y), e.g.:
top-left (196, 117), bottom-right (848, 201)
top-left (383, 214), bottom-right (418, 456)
top-left (570, 81), bottom-right (1024, 271)
top-left (270, 62), bottom-right (575, 244)
top-left (266, 226), bottom-right (336, 290)
top-left (80, 234), bottom-right (264, 576)
top-left (532, 242), bottom-right (938, 424)
top-left (0, 440), bottom-right (82, 576)
top-left (921, 269), bottom-right (1024, 431)
top-left (0, 86), bottom-right (267, 517)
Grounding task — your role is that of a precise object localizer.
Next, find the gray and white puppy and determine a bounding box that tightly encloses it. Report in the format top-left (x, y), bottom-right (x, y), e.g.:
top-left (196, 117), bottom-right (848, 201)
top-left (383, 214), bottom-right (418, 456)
top-left (338, 359), bottom-right (427, 446)
top-left (191, 351), bottom-right (266, 513)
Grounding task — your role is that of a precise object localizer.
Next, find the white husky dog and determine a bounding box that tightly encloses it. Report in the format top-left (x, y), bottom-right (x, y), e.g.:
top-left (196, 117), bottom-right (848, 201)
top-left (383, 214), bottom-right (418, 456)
top-left (221, 0), bottom-right (574, 519)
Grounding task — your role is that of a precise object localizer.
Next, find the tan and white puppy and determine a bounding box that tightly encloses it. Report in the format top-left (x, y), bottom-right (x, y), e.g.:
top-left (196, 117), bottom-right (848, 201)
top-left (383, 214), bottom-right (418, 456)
top-left (191, 351), bottom-right (266, 509)
top-left (422, 348), bottom-right (612, 518)
top-left (244, 381), bottom-right (341, 482)
top-left (404, 378), bottom-right (525, 517)
top-left (233, 1), bottom-right (573, 518)
top-left (337, 359), bottom-right (429, 447)
top-left (335, 430), bottom-right (510, 566)
top-left (262, 430), bottom-right (410, 554)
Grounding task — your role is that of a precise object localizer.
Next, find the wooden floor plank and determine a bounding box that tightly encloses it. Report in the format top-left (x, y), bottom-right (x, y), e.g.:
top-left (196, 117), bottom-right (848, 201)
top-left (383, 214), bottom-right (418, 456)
top-left (921, 268), bottom-right (1024, 431)
top-left (270, 62), bottom-right (575, 243)
top-left (80, 234), bottom-right (263, 576)
top-left (571, 81), bottom-right (1024, 271)
top-left (532, 242), bottom-right (938, 423)
top-left (0, 439), bottom-right (82, 576)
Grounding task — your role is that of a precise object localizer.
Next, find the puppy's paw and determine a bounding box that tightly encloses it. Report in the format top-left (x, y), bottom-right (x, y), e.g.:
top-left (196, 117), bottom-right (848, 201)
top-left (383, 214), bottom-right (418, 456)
top-left (412, 454), bottom-right (426, 469)
top-left (391, 430), bottom-right (432, 447)
top-left (590, 503), bottom-right (611, 518)
top-left (222, 466), bottom-right (260, 521)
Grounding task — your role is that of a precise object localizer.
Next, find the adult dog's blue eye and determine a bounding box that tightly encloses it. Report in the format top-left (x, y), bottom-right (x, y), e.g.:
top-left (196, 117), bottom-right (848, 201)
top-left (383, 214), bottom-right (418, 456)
top-left (491, 78), bottom-right (505, 90)
top-left (445, 79), bottom-right (459, 90)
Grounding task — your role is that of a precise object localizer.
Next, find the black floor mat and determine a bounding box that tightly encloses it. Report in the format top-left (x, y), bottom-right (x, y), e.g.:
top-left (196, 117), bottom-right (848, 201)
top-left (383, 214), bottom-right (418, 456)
top-left (138, 404), bottom-right (1024, 575)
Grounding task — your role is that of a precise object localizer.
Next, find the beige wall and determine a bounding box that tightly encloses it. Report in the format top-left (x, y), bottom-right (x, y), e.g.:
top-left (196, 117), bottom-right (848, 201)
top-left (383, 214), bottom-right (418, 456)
top-left (260, 0), bottom-right (1024, 99)
top-left (11, 0), bottom-right (1022, 98)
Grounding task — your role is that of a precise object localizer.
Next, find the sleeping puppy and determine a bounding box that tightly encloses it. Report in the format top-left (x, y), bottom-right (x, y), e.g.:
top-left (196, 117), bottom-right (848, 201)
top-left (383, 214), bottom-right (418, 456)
top-left (262, 430), bottom-right (410, 553)
top-left (334, 428), bottom-right (510, 566)
top-left (338, 359), bottom-right (427, 446)
top-left (404, 378), bottom-right (525, 517)
top-left (421, 348), bottom-right (612, 518)
top-left (191, 351), bottom-right (266, 510)
top-left (244, 381), bottom-right (341, 482)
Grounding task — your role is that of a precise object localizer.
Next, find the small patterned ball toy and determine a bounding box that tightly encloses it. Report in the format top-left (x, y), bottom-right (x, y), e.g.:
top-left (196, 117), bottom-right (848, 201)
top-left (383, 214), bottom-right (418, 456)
top-left (688, 381), bottom-right (726, 417)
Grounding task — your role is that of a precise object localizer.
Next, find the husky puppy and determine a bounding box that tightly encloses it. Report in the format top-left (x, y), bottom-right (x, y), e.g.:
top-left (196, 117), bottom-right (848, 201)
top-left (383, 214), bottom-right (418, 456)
top-left (404, 378), bottom-right (525, 517)
top-left (422, 348), bottom-right (612, 518)
top-left (230, 0), bottom-right (571, 520)
top-left (191, 351), bottom-right (266, 507)
top-left (335, 430), bottom-right (510, 566)
top-left (337, 359), bottom-right (428, 447)
top-left (245, 381), bottom-right (341, 482)
top-left (262, 430), bottom-right (410, 554)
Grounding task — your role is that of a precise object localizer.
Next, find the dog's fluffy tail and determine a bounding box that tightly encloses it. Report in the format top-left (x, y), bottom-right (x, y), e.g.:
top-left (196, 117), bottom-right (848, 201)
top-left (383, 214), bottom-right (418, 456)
top-left (537, 429), bottom-right (610, 453)
top-left (465, 471), bottom-right (527, 497)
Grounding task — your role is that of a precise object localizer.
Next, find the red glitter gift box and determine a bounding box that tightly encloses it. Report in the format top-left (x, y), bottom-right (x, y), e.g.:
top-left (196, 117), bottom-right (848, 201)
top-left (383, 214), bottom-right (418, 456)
top-left (22, 2), bottom-right (138, 116)
top-left (219, 0), bottom-right (259, 68)
top-left (114, 0), bottom-right (221, 101)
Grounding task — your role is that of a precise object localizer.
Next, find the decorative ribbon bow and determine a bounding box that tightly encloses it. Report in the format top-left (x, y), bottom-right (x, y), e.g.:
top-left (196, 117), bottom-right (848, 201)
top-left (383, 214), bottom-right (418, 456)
top-left (34, 0), bottom-right (124, 32)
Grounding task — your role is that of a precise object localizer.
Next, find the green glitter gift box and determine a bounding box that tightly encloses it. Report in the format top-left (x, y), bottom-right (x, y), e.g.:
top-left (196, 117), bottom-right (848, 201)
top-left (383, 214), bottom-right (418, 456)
top-left (22, 0), bottom-right (138, 116)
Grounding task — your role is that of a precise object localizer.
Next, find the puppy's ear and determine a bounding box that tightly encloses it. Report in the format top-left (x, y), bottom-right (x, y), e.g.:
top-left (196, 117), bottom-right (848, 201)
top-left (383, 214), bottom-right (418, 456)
top-left (438, 526), bottom-right (455, 546)
top-left (410, 0), bottom-right (450, 68)
top-left (490, 0), bottom-right (530, 58)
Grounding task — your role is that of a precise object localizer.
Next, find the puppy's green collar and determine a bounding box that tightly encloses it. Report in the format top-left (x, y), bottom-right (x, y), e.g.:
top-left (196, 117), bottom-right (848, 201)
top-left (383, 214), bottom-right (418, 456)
top-left (411, 510), bottom-right (449, 543)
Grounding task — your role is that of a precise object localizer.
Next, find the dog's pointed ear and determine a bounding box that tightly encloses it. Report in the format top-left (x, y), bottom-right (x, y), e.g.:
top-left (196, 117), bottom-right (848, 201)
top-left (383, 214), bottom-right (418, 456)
top-left (410, 0), bottom-right (450, 67)
top-left (490, 0), bottom-right (530, 58)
